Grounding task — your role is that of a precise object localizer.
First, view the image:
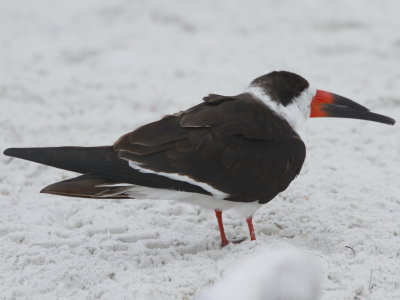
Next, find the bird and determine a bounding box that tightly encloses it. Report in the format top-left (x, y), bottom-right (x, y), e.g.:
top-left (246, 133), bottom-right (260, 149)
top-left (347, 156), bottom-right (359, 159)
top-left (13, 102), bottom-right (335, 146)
top-left (3, 71), bottom-right (395, 247)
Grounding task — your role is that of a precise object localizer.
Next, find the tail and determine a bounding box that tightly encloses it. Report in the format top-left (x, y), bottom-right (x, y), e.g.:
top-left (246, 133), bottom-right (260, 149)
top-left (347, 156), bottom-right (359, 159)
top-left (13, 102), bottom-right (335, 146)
top-left (40, 174), bottom-right (132, 199)
top-left (4, 146), bottom-right (139, 183)
top-left (3, 146), bottom-right (210, 197)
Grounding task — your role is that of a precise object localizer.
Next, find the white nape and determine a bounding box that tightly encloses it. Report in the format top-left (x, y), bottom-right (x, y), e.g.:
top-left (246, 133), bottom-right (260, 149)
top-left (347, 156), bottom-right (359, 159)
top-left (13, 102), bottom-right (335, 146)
top-left (245, 86), bottom-right (316, 142)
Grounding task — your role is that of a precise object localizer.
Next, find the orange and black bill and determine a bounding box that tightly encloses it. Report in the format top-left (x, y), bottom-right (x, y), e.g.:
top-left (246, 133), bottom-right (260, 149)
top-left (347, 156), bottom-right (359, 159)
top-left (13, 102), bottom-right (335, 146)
top-left (311, 90), bottom-right (395, 125)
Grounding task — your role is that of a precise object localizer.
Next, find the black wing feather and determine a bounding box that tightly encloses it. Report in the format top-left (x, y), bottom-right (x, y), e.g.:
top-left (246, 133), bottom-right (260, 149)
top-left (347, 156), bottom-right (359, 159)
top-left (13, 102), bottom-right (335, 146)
top-left (114, 93), bottom-right (306, 203)
top-left (3, 146), bottom-right (211, 195)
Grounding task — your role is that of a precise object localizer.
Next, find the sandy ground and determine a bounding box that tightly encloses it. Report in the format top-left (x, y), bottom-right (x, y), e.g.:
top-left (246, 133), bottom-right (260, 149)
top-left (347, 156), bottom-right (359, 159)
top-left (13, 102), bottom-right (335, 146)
top-left (1, 0), bottom-right (399, 299)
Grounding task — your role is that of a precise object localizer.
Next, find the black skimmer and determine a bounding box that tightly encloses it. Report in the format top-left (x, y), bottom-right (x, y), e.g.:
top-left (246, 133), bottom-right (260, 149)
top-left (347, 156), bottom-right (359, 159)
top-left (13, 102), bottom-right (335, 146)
top-left (3, 71), bottom-right (395, 247)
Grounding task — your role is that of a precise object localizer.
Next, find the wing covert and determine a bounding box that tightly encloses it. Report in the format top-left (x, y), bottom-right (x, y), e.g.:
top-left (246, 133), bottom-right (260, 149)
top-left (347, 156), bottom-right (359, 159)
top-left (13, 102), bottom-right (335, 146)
top-left (114, 94), bottom-right (306, 203)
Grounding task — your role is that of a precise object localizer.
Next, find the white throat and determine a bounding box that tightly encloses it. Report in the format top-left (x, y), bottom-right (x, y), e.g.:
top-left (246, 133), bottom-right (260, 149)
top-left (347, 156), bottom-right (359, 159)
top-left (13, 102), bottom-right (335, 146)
top-left (245, 86), bottom-right (315, 141)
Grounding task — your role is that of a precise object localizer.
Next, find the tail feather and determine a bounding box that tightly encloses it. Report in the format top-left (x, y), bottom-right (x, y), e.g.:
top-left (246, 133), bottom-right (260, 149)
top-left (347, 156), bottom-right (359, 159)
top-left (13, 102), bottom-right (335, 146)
top-left (3, 146), bottom-right (210, 196)
top-left (4, 146), bottom-right (129, 180)
top-left (41, 174), bottom-right (131, 199)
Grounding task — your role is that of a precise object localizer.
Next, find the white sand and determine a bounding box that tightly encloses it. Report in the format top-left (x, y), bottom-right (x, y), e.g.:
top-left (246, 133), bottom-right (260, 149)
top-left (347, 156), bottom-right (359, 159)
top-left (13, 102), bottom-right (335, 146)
top-left (1, 0), bottom-right (399, 299)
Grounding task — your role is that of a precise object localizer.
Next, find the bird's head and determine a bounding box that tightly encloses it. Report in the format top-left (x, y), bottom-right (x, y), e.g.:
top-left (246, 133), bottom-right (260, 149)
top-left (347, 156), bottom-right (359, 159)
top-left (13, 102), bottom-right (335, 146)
top-left (246, 71), bottom-right (395, 138)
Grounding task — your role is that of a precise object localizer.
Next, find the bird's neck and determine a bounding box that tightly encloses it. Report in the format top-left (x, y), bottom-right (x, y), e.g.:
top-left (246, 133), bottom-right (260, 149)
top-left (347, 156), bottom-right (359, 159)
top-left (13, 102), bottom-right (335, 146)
top-left (245, 86), bottom-right (313, 141)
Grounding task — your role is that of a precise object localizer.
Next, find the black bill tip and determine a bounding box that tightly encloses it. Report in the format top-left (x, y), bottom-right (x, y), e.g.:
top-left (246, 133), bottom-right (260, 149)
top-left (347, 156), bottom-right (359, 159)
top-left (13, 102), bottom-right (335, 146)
top-left (322, 104), bottom-right (396, 125)
top-left (3, 148), bottom-right (15, 156)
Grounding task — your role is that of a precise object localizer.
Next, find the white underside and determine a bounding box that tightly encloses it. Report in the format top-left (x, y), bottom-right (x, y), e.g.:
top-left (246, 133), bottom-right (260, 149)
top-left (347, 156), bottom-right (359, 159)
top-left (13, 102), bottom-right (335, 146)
top-left (99, 161), bottom-right (263, 218)
top-left (123, 184), bottom-right (262, 218)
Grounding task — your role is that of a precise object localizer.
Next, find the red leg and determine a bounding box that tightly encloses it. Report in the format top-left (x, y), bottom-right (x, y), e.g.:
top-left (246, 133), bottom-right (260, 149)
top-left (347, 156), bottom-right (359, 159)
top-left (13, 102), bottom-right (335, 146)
top-left (246, 217), bottom-right (256, 241)
top-left (215, 210), bottom-right (229, 247)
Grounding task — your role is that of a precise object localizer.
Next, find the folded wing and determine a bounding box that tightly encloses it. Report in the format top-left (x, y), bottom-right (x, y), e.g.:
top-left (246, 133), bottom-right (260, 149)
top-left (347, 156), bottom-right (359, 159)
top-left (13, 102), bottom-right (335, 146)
top-left (114, 93), bottom-right (306, 204)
